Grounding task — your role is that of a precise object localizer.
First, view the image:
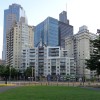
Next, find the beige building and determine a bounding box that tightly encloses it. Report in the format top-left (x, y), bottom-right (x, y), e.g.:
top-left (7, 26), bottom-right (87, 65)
top-left (3, 4), bottom-right (27, 61)
top-left (6, 19), bottom-right (34, 70)
top-left (65, 25), bottom-right (97, 79)
top-left (28, 26), bottom-right (34, 48)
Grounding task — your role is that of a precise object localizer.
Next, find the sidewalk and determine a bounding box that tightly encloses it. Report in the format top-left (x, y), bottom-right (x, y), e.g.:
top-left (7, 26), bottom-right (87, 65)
top-left (80, 86), bottom-right (100, 91)
top-left (0, 86), bottom-right (17, 93)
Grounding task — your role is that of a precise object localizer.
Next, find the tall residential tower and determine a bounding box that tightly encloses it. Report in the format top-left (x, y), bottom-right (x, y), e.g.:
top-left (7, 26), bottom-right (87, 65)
top-left (65, 26), bottom-right (97, 79)
top-left (6, 18), bottom-right (34, 70)
top-left (3, 4), bottom-right (27, 61)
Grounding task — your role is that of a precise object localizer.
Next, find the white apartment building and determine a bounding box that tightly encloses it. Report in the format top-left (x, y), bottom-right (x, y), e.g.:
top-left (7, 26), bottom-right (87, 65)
top-left (65, 25), bottom-right (97, 79)
top-left (6, 18), bottom-right (34, 70)
top-left (22, 46), bottom-right (76, 79)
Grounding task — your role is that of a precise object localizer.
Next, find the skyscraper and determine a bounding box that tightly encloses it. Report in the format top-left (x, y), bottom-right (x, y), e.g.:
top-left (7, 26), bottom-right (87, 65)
top-left (59, 11), bottom-right (73, 48)
top-left (59, 11), bottom-right (69, 24)
top-left (6, 18), bottom-right (34, 70)
top-left (65, 26), bottom-right (97, 79)
top-left (3, 4), bottom-right (27, 61)
top-left (34, 17), bottom-right (59, 47)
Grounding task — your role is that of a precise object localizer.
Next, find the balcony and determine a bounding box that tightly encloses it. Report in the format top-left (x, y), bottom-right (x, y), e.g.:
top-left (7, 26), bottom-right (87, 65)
top-left (51, 70), bottom-right (56, 73)
top-left (51, 64), bottom-right (56, 66)
top-left (60, 70), bottom-right (66, 73)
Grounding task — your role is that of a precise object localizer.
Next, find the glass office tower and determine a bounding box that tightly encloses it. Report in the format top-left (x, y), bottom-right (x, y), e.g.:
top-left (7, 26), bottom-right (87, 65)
top-left (2, 4), bottom-right (27, 61)
top-left (59, 11), bottom-right (69, 24)
top-left (59, 22), bottom-right (73, 48)
top-left (34, 17), bottom-right (58, 47)
top-left (59, 11), bottom-right (73, 48)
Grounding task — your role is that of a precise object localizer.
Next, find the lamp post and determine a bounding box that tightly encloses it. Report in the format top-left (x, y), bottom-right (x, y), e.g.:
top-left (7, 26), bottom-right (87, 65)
top-left (9, 66), bottom-right (11, 81)
top-left (83, 66), bottom-right (85, 86)
top-left (32, 66), bottom-right (33, 81)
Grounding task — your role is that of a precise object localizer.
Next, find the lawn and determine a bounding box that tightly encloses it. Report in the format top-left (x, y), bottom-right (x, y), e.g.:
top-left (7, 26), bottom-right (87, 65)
top-left (0, 86), bottom-right (100, 100)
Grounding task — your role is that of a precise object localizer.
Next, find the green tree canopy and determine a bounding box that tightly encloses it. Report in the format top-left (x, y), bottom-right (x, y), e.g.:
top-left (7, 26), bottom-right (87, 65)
top-left (0, 65), bottom-right (18, 79)
top-left (86, 34), bottom-right (100, 75)
top-left (24, 67), bottom-right (33, 77)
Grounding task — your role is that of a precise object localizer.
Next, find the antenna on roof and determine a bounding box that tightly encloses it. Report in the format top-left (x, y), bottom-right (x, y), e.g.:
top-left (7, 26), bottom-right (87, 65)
top-left (66, 3), bottom-right (67, 12)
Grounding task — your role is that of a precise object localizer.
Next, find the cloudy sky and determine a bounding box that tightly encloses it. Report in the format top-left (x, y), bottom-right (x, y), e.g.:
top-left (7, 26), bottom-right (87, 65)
top-left (0, 0), bottom-right (100, 59)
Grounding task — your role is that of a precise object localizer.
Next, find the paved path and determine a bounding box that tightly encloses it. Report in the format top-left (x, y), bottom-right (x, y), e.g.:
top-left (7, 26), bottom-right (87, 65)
top-left (0, 85), bottom-right (100, 94)
top-left (81, 86), bottom-right (100, 91)
top-left (0, 86), bottom-right (18, 93)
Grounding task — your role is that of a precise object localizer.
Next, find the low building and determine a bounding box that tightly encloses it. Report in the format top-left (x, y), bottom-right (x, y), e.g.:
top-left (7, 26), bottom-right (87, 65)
top-left (21, 46), bottom-right (76, 79)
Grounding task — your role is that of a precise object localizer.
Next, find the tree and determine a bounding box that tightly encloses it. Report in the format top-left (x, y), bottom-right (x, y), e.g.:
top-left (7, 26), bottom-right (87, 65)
top-left (24, 67), bottom-right (34, 80)
top-left (10, 67), bottom-right (18, 79)
top-left (4, 65), bottom-right (11, 77)
top-left (0, 65), bottom-right (18, 80)
top-left (0, 65), bottom-right (5, 78)
top-left (86, 33), bottom-right (100, 75)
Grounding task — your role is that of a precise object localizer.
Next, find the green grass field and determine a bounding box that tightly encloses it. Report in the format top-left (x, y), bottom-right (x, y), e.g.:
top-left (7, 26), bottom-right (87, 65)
top-left (0, 86), bottom-right (100, 100)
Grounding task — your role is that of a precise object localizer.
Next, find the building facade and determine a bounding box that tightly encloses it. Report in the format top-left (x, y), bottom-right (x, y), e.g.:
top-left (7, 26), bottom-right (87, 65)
top-left (3, 3), bottom-right (27, 61)
top-left (34, 11), bottom-right (73, 49)
top-left (34, 17), bottom-right (59, 47)
top-left (6, 19), bottom-right (34, 70)
top-left (65, 26), bottom-right (97, 79)
top-left (28, 26), bottom-right (34, 48)
top-left (22, 46), bottom-right (76, 79)
top-left (59, 22), bottom-right (73, 48)
top-left (59, 11), bottom-right (73, 48)
top-left (59, 11), bottom-right (69, 24)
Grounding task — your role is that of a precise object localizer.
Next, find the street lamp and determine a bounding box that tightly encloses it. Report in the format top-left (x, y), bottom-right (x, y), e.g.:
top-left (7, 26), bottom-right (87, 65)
top-left (32, 66), bottom-right (33, 81)
top-left (83, 59), bottom-right (87, 86)
top-left (9, 66), bottom-right (11, 81)
top-left (31, 66), bottom-right (35, 81)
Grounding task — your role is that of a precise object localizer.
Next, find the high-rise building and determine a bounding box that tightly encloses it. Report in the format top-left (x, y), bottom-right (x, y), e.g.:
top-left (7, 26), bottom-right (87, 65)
top-left (28, 26), bottom-right (34, 48)
top-left (65, 26), bottom-right (97, 79)
top-left (34, 17), bottom-right (59, 47)
top-left (3, 4), bottom-right (27, 61)
top-left (78, 25), bottom-right (89, 34)
top-left (59, 11), bottom-right (69, 24)
top-left (34, 10), bottom-right (73, 48)
top-left (59, 11), bottom-right (73, 48)
top-left (6, 18), bottom-right (34, 71)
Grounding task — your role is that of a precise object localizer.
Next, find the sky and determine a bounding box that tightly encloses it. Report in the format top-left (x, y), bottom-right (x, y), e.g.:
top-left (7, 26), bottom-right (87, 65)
top-left (0, 0), bottom-right (100, 59)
